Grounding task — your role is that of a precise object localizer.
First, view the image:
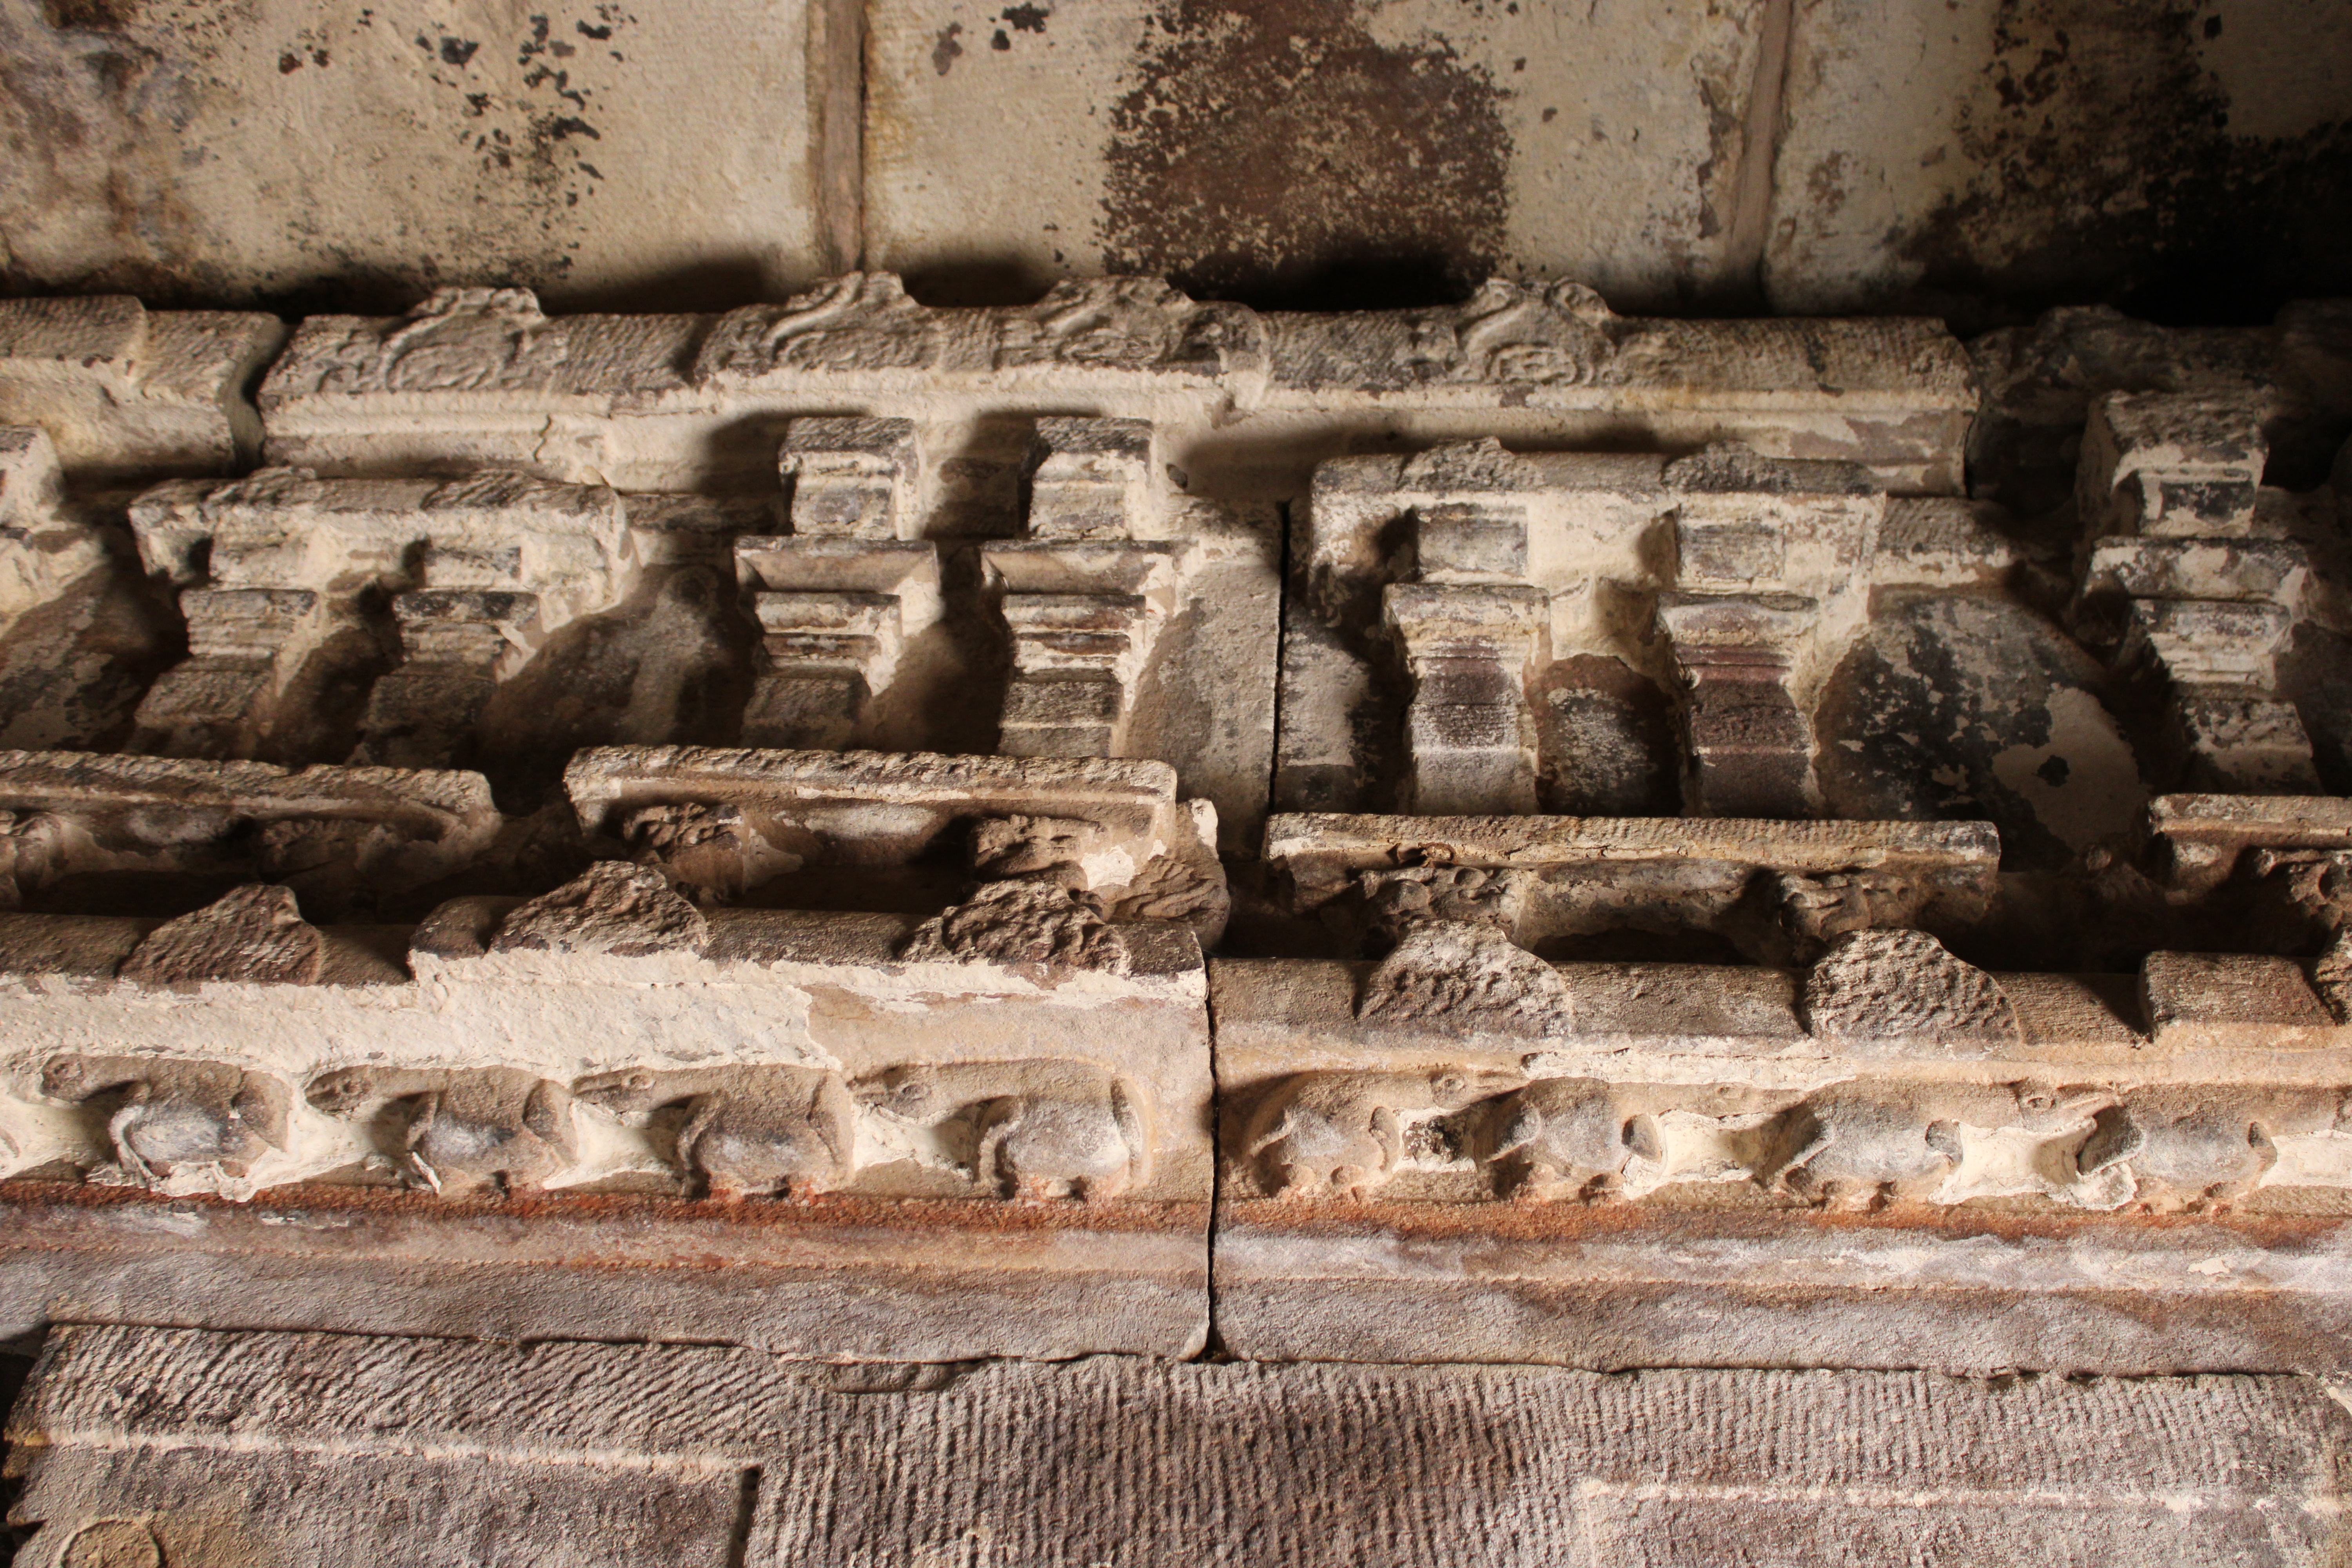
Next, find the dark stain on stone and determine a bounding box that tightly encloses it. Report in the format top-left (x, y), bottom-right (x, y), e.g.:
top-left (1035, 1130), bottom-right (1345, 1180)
top-left (1001, 4), bottom-right (1049, 33)
top-left (931, 22), bottom-right (964, 76)
top-left (576, 20), bottom-right (612, 40)
top-left (438, 36), bottom-right (480, 67)
top-left (278, 52), bottom-right (301, 73)
top-left (1883, 0), bottom-right (2352, 330)
top-left (1097, 0), bottom-right (1511, 311)
top-left (991, 29), bottom-right (1010, 50)
top-left (1814, 590), bottom-right (2143, 872)
top-left (40, 0), bottom-right (140, 29)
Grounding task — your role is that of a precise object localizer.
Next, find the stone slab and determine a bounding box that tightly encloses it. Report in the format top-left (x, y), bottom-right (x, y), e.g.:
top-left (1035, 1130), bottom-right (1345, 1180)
top-left (0, 301), bottom-right (281, 480)
top-left (8, 1325), bottom-right (2348, 1565)
top-left (1214, 1201), bottom-right (2352, 1373)
top-left (0, 1183), bottom-right (1208, 1362)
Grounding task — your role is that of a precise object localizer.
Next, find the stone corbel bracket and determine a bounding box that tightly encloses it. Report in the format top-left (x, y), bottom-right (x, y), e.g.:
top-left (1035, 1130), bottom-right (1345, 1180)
top-left (1265, 812), bottom-right (1999, 962)
top-left (563, 745), bottom-right (1223, 927)
top-left (0, 749), bottom-right (501, 914)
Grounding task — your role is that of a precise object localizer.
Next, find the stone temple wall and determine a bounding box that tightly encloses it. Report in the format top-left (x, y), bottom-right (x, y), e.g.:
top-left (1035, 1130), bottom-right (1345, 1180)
top-left (0, 277), bottom-right (2345, 1559)
top-left (1, 0), bottom-right (2348, 327)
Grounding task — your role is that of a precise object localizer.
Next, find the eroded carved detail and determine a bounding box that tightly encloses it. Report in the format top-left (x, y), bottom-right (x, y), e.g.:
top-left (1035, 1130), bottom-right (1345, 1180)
top-left (1800, 928), bottom-right (2022, 1048)
top-left (308, 1065), bottom-right (577, 1196)
top-left (575, 1065), bottom-right (857, 1201)
top-left (857, 1060), bottom-right (1153, 1201)
top-left (1402, 280), bottom-right (1619, 387)
top-left (489, 861), bottom-right (711, 958)
top-left (991, 278), bottom-right (1263, 376)
top-left (1243, 1068), bottom-right (1515, 1201)
top-left (2076, 1087), bottom-right (2352, 1213)
top-left (694, 274), bottom-right (943, 384)
top-left (42, 1055), bottom-right (292, 1193)
top-left (1357, 919), bottom-right (1575, 1033)
top-left (897, 879), bottom-right (1131, 976)
top-left (117, 884), bottom-right (326, 987)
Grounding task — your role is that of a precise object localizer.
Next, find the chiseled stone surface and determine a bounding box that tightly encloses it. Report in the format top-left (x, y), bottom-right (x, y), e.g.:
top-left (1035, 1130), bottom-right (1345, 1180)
top-left (0, 277), bottom-right (2343, 1554)
top-left (6, 1326), bottom-right (2347, 1566)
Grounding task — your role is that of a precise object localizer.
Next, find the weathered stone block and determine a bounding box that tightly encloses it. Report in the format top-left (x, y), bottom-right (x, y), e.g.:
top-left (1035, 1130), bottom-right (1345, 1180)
top-left (2078, 391), bottom-right (2269, 538)
top-left (0, 298), bottom-right (281, 480)
top-left (11, 1329), bottom-right (2349, 1561)
top-left (1209, 942), bottom-right (2352, 1367)
top-left (781, 416), bottom-right (923, 541)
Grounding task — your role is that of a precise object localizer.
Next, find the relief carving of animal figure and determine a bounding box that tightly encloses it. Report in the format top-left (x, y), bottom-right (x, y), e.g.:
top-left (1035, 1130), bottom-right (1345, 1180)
top-left (307, 1066), bottom-right (576, 1196)
top-left (1242, 1068), bottom-right (1518, 1201)
top-left (1768, 1083), bottom-right (2114, 1211)
top-left (575, 1065), bottom-right (856, 1201)
top-left (856, 1060), bottom-right (1151, 1202)
top-left (42, 1054), bottom-right (291, 1188)
top-left (2076, 1088), bottom-right (2351, 1212)
top-left (1484, 1077), bottom-right (1668, 1202)
top-left (1765, 1089), bottom-right (1961, 1210)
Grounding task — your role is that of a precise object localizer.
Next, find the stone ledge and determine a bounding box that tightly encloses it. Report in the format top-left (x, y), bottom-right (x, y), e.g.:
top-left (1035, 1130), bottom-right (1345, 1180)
top-left (0, 1183), bottom-right (1210, 1362)
top-left (1215, 1200), bottom-right (2352, 1374)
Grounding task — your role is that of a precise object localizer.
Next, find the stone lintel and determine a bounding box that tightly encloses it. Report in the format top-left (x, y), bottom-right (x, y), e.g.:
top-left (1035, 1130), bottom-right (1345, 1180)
top-left (2145, 793), bottom-right (2352, 891)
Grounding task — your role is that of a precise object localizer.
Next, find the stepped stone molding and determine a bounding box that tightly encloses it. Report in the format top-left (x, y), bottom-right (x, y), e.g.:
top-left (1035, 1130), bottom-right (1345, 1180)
top-left (0, 284), bottom-right (2341, 1383)
top-left (2074, 391), bottom-right (2321, 793)
top-left (1280, 440), bottom-right (1926, 817)
top-left (0, 297), bottom-right (282, 481)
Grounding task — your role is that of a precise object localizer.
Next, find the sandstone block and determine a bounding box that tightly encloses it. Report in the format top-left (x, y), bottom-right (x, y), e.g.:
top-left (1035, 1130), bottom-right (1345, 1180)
top-left (10, 1329), bottom-right (2349, 1561)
